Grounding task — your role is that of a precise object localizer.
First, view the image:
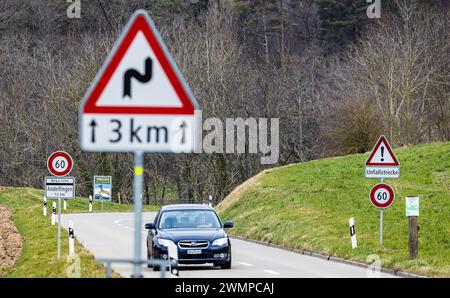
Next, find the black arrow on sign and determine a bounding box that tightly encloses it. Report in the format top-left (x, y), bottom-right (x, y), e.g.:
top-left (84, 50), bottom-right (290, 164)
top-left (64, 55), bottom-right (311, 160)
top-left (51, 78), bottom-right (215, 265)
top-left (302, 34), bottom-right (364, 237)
top-left (90, 119), bottom-right (97, 143)
top-left (180, 121), bottom-right (187, 144)
top-left (123, 57), bottom-right (153, 98)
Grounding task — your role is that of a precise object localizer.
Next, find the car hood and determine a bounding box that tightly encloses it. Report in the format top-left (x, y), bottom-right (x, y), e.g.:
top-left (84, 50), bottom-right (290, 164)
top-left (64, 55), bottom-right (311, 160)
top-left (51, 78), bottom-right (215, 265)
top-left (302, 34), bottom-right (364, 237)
top-left (157, 228), bottom-right (226, 242)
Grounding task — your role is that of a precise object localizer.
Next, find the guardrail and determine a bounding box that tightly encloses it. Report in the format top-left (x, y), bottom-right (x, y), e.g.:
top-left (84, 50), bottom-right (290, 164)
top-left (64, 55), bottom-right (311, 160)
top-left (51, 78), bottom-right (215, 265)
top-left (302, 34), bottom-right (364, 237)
top-left (97, 258), bottom-right (178, 278)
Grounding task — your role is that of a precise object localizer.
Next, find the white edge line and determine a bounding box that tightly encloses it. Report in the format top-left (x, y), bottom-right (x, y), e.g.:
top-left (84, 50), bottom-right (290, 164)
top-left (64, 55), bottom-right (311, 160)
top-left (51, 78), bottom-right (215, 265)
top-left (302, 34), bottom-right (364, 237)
top-left (263, 270), bottom-right (280, 275)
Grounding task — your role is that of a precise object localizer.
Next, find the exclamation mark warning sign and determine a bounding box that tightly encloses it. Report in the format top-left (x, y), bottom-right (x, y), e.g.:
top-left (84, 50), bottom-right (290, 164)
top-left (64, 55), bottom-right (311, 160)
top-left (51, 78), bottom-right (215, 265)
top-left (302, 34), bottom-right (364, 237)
top-left (365, 135), bottom-right (400, 179)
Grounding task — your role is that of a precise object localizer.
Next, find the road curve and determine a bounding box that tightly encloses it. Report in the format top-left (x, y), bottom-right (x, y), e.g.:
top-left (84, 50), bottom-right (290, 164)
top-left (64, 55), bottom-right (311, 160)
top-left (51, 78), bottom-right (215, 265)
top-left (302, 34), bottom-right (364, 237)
top-left (61, 212), bottom-right (397, 278)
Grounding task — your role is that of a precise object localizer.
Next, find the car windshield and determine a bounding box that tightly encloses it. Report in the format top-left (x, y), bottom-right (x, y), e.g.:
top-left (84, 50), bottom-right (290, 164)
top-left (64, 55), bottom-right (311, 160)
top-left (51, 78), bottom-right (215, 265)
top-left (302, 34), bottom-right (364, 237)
top-left (158, 210), bottom-right (221, 229)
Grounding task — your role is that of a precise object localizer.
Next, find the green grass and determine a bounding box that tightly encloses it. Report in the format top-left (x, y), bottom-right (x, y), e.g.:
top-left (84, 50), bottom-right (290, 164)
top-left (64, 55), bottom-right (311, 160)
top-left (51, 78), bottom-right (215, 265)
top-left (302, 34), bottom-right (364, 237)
top-left (0, 187), bottom-right (159, 277)
top-left (217, 142), bottom-right (450, 277)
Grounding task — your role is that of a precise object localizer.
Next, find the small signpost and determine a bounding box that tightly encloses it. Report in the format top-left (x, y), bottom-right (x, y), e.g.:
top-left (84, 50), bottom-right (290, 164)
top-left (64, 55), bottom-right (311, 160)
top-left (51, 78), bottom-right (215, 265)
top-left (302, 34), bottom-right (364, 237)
top-left (93, 176), bottom-right (112, 211)
top-left (46, 151), bottom-right (75, 259)
top-left (79, 10), bottom-right (200, 278)
top-left (406, 196), bottom-right (419, 258)
top-left (365, 135), bottom-right (399, 247)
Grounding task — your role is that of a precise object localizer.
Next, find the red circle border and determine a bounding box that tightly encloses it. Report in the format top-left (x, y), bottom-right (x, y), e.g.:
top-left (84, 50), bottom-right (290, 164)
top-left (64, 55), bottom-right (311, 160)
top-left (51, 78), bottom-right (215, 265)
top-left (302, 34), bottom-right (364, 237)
top-left (369, 183), bottom-right (394, 209)
top-left (47, 151), bottom-right (73, 176)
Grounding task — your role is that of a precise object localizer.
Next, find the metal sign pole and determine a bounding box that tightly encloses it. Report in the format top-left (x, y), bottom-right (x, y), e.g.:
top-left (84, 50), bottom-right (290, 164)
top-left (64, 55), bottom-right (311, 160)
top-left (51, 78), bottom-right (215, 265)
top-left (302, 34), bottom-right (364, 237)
top-left (379, 177), bottom-right (383, 248)
top-left (133, 151), bottom-right (144, 278)
top-left (57, 198), bottom-right (61, 259)
top-left (379, 208), bottom-right (383, 247)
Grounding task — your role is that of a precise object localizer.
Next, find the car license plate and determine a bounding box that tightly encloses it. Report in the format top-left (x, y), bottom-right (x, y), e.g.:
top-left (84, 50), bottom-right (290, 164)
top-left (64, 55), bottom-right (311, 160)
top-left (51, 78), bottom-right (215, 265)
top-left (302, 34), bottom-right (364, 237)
top-left (187, 249), bottom-right (202, 255)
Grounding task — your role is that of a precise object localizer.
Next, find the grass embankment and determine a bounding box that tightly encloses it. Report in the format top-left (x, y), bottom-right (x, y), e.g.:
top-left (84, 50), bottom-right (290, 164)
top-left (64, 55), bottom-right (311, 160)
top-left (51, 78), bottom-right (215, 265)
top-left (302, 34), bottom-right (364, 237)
top-left (0, 187), bottom-right (159, 277)
top-left (217, 142), bottom-right (450, 277)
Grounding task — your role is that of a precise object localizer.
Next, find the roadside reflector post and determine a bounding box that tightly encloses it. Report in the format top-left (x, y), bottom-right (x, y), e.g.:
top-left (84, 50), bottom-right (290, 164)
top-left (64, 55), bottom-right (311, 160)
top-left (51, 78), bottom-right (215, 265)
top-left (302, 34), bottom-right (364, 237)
top-left (64, 199), bottom-right (67, 211)
top-left (43, 196), bottom-right (47, 216)
top-left (68, 221), bottom-right (75, 256)
top-left (209, 195), bottom-right (213, 207)
top-left (349, 218), bottom-right (357, 249)
top-left (89, 195), bottom-right (93, 212)
top-left (52, 201), bottom-right (56, 225)
top-left (168, 242), bottom-right (179, 278)
top-left (406, 196), bottom-right (419, 258)
top-left (57, 198), bottom-right (62, 259)
top-left (132, 151), bottom-right (144, 278)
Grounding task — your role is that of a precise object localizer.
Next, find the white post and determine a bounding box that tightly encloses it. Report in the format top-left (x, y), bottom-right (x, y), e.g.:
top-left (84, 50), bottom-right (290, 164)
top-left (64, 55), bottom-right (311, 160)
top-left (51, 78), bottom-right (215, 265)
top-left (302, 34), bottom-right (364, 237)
top-left (349, 217), bottom-right (357, 249)
top-left (208, 195), bottom-right (212, 207)
top-left (89, 195), bottom-right (93, 212)
top-left (43, 196), bottom-right (47, 216)
top-left (68, 221), bottom-right (75, 256)
top-left (51, 201), bottom-right (56, 225)
top-left (168, 242), bottom-right (179, 278)
top-left (63, 199), bottom-right (67, 211)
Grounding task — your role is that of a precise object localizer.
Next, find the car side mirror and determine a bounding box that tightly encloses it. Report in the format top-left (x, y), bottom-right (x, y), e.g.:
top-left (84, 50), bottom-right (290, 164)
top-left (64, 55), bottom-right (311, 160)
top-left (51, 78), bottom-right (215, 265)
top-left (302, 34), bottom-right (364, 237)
top-left (145, 223), bottom-right (156, 230)
top-left (223, 221), bottom-right (234, 228)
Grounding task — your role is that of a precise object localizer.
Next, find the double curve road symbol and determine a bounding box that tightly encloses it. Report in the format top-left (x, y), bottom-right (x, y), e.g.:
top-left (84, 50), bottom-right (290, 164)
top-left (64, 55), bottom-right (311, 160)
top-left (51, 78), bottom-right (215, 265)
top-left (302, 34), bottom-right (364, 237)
top-left (123, 57), bottom-right (153, 98)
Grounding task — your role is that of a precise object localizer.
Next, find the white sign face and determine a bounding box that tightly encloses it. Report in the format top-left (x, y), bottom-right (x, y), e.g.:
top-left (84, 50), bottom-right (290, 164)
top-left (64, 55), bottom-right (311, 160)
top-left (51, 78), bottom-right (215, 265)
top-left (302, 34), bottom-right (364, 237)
top-left (365, 135), bottom-right (400, 178)
top-left (45, 177), bottom-right (75, 199)
top-left (79, 10), bottom-right (200, 153)
top-left (93, 176), bottom-right (112, 201)
top-left (406, 196), bottom-right (419, 216)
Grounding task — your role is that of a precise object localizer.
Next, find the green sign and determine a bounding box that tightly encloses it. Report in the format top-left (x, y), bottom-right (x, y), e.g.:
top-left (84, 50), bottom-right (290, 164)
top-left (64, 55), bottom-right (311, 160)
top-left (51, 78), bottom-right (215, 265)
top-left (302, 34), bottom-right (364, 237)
top-left (406, 196), bottom-right (419, 216)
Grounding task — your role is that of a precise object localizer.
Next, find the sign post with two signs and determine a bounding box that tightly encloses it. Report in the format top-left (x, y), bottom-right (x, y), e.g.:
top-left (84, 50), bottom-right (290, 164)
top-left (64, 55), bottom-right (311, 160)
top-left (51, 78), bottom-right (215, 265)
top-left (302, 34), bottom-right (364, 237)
top-left (45, 151), bottom-right (75, 259)
top-left (365, 135), bottom-right (399, 247)
top-left (79, 10), bottom-right (200, 277)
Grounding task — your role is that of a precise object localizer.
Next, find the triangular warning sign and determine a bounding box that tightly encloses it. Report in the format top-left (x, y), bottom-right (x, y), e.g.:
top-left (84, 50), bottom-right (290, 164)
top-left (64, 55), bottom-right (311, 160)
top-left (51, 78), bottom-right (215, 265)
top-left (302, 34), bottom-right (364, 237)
top-left (82, 10), bottom-right (197, 115)
top-left (365, 135), bottom-right (399, 166)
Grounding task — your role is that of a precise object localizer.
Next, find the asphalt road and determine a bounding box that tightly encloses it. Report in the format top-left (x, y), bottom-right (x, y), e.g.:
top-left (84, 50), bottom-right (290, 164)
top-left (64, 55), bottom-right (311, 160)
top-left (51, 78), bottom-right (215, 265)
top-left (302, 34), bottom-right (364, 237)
top-left (61, 212), bottom-right (397, 278)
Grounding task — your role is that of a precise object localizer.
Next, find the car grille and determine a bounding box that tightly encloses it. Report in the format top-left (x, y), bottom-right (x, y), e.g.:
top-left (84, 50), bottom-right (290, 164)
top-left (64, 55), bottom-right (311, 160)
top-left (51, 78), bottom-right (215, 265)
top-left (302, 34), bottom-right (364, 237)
top-left (178, 240), bottom-right (209, 249)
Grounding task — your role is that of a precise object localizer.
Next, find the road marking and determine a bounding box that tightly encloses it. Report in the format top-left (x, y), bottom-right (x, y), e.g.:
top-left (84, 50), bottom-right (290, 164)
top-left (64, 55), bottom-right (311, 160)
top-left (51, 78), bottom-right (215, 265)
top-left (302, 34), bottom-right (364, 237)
top-left (263, 270), bottom-right (280, 275)
top-left (239, 262), bottom-right (253, 267)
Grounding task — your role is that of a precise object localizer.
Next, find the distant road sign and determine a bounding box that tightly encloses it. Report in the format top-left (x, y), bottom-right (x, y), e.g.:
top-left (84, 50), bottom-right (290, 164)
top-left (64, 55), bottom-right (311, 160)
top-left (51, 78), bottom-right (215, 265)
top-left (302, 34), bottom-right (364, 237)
top-left (47, 151), bottom-right (73, 177)
top-left (93, 176), bottom-right (112, 201)
top-left (45, 177), bottom-right (75, 199)
top-left (79, 10), bottom-right (200, 153)
top-left (369, 183), bottom-right (394, 209)
top-left (365, 135), bottom-right (399, 178)
top-left (406, 196), bottom-right (419, 216)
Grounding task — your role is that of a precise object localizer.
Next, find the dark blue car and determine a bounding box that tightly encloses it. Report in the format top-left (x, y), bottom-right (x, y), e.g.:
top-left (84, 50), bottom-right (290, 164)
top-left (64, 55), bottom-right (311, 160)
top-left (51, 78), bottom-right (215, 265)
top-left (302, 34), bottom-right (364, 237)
top-left (145, 204), bottom-right (233, 270)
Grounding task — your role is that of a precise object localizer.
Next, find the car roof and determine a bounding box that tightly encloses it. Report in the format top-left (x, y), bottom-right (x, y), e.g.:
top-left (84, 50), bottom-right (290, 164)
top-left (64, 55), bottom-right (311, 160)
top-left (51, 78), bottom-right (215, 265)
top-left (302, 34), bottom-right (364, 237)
top-left (160, 204), bottom-right (214, 211)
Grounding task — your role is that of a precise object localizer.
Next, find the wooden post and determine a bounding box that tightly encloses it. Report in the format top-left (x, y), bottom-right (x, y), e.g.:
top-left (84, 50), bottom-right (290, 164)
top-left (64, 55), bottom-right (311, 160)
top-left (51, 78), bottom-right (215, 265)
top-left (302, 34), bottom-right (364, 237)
top-left (409, 216), bottom-right (418, 258)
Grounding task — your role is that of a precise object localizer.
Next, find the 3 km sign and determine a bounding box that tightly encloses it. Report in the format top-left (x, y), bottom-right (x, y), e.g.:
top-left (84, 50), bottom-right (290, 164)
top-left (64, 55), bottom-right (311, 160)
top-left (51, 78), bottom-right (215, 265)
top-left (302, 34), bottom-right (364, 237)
top-left (79, 10), bottom-right (201, 278)
top-left (79, 10), bottom-right (200, 153)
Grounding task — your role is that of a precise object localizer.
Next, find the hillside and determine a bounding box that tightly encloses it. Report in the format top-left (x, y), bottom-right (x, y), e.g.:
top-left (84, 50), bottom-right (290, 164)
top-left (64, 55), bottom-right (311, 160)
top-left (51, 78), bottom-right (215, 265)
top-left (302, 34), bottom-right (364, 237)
top-left (217, 142), bottom-right (450, 277)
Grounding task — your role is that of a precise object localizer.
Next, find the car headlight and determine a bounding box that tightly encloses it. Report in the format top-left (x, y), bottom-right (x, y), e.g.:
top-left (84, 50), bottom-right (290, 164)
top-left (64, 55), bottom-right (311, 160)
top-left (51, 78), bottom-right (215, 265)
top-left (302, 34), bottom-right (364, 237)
top-left (158, 239), bottom-right (175, 247)
top-left (212, 237), bottom-right (228, 246)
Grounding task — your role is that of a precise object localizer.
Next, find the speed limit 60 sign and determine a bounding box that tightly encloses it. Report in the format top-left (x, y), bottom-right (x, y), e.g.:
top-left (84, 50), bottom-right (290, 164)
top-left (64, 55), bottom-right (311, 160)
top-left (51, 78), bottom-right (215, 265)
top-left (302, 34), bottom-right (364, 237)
top-left (369, 183), bottom-right (394, 209)
top-left (47, 151), bottom-right (73, 177)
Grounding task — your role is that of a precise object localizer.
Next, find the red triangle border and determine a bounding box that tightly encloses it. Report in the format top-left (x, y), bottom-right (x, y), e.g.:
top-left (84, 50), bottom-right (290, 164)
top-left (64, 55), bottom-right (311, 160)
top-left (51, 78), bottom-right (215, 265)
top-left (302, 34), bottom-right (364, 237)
top-left (365, 136), bottom-right (399, 166)
top-left (82, 14), bottom-right (195, 115)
